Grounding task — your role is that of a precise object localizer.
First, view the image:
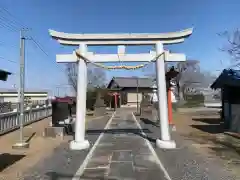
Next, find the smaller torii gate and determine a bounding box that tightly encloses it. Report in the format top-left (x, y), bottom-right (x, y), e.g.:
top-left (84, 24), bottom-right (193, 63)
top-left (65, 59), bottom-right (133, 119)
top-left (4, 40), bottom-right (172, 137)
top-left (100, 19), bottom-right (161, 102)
top-left (108, 92), bottom-right (119, 109)
top-left (49, 28), bottom-right (193, 150)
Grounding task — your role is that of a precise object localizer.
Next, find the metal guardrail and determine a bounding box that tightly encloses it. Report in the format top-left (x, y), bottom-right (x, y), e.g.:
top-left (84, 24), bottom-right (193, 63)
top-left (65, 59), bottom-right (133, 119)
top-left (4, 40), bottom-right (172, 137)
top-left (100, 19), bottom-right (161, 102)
top-left (0, 105), bottom-right (52, 135)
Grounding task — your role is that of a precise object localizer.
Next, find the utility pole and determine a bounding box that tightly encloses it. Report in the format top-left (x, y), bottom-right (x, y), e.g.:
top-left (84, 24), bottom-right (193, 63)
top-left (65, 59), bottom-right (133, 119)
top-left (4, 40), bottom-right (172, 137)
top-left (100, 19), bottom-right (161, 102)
top-left (132, 76), bottom-right (140, 115)
top-left (136, 77), bottom-right (139, 114)
top-left (57, 87), bottom-right (60, 97)
top-left (55, 86), bottom-right (61, 97)
top-left (13, 29), bottom-right (29, 149)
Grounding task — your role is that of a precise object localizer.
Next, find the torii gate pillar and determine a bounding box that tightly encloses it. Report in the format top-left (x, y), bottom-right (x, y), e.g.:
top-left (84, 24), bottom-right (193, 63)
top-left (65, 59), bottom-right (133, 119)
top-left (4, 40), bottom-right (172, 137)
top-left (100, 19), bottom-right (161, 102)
top-left (155, 42), bottom-right (175, 148)
top-left (70, 43), bottom-right (90, 150)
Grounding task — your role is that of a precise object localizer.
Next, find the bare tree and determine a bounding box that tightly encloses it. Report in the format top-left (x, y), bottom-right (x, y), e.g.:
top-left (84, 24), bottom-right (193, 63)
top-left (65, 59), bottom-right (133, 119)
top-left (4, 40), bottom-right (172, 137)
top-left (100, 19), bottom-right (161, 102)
top-left (220, 29), bottom-right (240, 64)
top-left (177, 61), bottom-right (219, 105)
top-left (87, 64), bottom-right (106, 89)
top-left (66, 63), bottom-right (106, 94)
top-left (66, 63), bottom-right (78, 93)
top-left (143, 58), bottom-right (218, 106)
top-left (174, 60), bottom-right (200, 102)
top-left (142, 60), bottom-right (201, 100)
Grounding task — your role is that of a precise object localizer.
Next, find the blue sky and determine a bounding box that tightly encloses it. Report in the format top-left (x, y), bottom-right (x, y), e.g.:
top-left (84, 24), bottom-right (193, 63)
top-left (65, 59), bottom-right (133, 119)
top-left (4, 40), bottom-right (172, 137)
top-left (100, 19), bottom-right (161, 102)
top-left (0, 0), bottom-right (239, 96)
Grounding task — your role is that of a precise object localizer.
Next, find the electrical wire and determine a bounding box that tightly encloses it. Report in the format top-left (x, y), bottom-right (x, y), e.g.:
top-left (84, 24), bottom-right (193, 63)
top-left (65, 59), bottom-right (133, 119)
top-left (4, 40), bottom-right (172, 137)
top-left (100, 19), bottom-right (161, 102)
top-left (0, 7), bottom-right (26, 28)
top-left (29, 35), bottom-right (66, 73)
top-left (0, 4), bottom-right (71, 91)
top-left (0, 4), bottom-right (67, 92)
top-left (0, 5), bottom-right (66, 74)
top-left (0, 9), bottom-right (20, 32)
top-left (0, 4), bottom-right (28, 33)
top-left (0, 40), bottom-right (18, 49)
top-left (0, 14), bottom-right (19, 30)
top-left (0, 56), bottom-right (17, 64)
top-left (0, 21), bottom-right (18, 32)
top-left (30, 37), bottom-right (49, 56)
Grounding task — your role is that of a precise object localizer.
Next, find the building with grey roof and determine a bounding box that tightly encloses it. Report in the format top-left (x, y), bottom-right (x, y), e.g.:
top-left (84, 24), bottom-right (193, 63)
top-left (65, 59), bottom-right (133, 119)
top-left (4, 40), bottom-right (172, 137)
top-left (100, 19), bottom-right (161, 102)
top-left (107, 77), bottom-right (155, 107)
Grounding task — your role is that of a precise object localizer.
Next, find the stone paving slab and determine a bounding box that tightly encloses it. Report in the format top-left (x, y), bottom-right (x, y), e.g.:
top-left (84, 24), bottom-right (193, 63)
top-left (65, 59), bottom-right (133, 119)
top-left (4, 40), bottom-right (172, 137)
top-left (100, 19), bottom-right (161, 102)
top-left (134, 168), bottom-right (167, 180)
top-left (108, 162), bottom-right (135, 180)
top-left (112, 150), bottom-right (133, 162)
top-left (86, 153), bottom-right (111, 168)
top-left (81, 168), bottom-right (108, 180)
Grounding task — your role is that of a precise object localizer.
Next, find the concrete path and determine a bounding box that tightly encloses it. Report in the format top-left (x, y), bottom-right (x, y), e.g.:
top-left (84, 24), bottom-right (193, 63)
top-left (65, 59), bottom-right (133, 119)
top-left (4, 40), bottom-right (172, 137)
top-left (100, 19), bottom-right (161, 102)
top-left (78, 109), bottom-right (168, 180)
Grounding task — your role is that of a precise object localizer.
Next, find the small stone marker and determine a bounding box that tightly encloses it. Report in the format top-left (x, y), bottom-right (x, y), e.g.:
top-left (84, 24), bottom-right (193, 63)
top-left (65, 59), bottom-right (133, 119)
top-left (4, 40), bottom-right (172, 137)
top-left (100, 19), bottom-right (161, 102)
top-left (94, 93), bottom-right (107, 116)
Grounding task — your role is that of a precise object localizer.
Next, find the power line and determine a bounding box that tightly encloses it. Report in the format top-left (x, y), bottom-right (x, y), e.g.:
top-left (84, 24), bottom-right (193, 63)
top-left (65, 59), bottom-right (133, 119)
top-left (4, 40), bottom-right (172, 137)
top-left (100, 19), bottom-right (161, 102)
top-left (0, 21), bottom-right (18, 32)
top-left (0, 40), bottom-right (18, 49)
top-left (0, 5), bottom-right (25, 32)
top-left (0, 13), bottom-right (20, 30)
top-left (0, 6), bottom-right (26, 28)
top-left (0, 5), bottom-right (66, 79)
top-left (0, 56), bottom-right (17, 63)
top-left (29, 35), bottom-right (66, 72)
top-left (30, 36), bottom-right (49, 56)
top-left (0, 5), bottom-right (67, 95)
top-left (0, 11), bottom-right (20, 31)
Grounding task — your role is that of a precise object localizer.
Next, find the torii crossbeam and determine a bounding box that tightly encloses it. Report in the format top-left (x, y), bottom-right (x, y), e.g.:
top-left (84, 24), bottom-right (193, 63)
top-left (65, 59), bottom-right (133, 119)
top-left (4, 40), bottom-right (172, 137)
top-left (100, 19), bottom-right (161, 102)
top-left (49, 28), bottom-right (193, 150)
top-left (56, 51), bottom-right (186, 63)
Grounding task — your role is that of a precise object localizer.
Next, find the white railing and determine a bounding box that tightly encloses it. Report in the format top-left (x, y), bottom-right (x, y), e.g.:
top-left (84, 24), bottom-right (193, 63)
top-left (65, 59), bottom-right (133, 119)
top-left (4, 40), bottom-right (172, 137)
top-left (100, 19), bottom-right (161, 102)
top-left (0, 105), bottom-right (52, 135)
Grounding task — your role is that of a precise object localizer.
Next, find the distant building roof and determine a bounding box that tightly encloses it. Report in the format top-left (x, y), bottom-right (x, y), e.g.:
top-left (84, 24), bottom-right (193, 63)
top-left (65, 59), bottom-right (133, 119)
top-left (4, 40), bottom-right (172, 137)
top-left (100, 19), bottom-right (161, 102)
top-left (107, 77), bottom-right (155, 89)
top-left (211, 69), bottom-right (240, 89)
top-left (0, 88), bottom-right (49, 93)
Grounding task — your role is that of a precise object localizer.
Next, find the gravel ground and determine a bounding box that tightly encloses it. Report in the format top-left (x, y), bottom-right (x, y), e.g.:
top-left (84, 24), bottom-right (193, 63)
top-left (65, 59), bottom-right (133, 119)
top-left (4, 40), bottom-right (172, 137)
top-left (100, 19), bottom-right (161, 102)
top-left (137, 111), bottom-right (238, 180)
top-left (0, 117), bottom-right (64, 180)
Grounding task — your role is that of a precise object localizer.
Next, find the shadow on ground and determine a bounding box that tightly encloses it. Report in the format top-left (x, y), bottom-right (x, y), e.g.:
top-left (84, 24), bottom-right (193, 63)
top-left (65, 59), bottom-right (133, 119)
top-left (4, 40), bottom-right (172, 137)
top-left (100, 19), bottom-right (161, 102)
top-left (184, 124), bottom-right (240, 166)
top-left (192, 117), bottom-right (222, 124)
top-left (140, 118), bottom-right (159, 127)
top-left (191, 124), bottom-right (224, 134)
top-left (191, 117), bottom-right (224, 134)
top-left (46, 171), bottom-right (115, 180)
top-left (210, 146), bottom-right (240, 157)
top-left (25, 132), bottom-right (36, 143)
top-left (86, 128), bottom-right (150, 134)
top-left (86, 128), bottom-right (156, 143)
top-left (0, 153), bottom-right (25, 172)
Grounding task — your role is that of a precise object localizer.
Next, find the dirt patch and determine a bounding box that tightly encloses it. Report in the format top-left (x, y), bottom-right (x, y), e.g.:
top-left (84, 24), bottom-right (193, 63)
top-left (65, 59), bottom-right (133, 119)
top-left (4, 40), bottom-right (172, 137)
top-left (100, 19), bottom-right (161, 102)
top-left (173, 110), bottom-right (240, 178)
top-left (0, 117), bottom-right (68, 180)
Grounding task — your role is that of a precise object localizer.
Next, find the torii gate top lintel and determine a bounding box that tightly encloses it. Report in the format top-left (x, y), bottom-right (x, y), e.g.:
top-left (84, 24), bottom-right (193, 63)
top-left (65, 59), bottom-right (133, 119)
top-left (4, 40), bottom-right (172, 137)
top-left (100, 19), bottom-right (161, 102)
top-left (49, 28), bottom-right (193, 46)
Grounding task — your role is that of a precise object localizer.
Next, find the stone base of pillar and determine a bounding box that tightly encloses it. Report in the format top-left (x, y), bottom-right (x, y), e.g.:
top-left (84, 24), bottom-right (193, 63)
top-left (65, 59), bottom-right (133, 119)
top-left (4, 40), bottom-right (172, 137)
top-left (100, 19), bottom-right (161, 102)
top-left (69, 140), bottom-right (90, 150)
top-left (12, 142), bottom-right (29, 149)
top-left (156, 139), bottom-right (176, 149)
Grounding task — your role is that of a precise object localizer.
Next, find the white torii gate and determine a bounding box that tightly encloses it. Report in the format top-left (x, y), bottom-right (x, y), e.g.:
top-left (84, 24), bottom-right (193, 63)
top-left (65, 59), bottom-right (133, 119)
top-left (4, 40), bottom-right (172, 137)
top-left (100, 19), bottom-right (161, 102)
top-left (49, 28), bottom-right (193, 150)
